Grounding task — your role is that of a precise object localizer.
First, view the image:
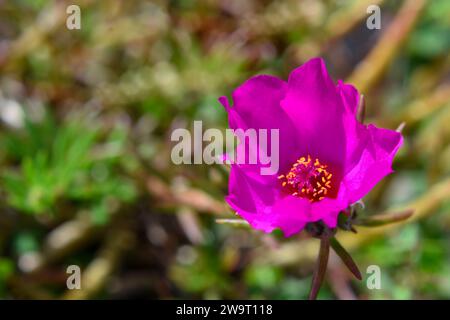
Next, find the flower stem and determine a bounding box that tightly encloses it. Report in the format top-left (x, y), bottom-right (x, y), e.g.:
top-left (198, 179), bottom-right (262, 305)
top-left (308, 236), bottom-right (330, 300)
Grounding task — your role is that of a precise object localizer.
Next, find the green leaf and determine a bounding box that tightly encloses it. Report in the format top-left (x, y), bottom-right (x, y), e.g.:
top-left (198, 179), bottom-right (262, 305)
top-left (330, 237), bottom-right (362, 280)
top-left (354, 209), bottom-right (414, 227)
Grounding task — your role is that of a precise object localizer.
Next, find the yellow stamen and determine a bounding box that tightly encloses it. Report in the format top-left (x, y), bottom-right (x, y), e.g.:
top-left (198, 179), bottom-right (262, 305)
top-left (278, 155), bottom-right (334, 202)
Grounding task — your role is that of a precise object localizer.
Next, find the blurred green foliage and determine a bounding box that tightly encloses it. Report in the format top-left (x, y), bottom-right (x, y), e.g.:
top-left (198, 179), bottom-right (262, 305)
top-left (1, 111), bottom-right (136, 223)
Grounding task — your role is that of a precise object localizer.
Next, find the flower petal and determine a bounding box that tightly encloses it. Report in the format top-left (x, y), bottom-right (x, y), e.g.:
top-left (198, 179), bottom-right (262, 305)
top-left (219, 75), bottom-right (301, 184)
top-left (343, 124), bottom-right (403, 204)
top-left (337, 80), bottom-right (360, 115)
top-left (227, 165), bottom-right (312, 236)
top-left (280, 57), bottom-right (347, 173)
top-left (310, 183), bottom-right (350, 228)
top-left (226, 164), bottom-right (279, 233)
top-left (229, 75), bottom-right (288, 131)
top-left (271, 196), bottom-right (310, 236)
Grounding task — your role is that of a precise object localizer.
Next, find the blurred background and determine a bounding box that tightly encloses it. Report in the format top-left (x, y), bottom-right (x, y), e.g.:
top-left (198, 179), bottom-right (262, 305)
top-left (0, 0), bottom-right (449, 299)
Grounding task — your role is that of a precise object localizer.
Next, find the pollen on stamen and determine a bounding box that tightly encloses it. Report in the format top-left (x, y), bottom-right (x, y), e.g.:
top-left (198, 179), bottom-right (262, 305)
top-left (278, 155), bottom-right (334, 202)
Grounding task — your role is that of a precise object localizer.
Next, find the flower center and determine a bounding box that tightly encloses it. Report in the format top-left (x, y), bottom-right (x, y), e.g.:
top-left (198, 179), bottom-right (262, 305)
top-left (278, 155), bottom-right (333, 202)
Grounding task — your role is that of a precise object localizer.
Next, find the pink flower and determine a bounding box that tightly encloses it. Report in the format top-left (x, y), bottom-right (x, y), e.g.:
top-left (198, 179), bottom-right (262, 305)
top-left (219, 58), bottom-right (403, 236)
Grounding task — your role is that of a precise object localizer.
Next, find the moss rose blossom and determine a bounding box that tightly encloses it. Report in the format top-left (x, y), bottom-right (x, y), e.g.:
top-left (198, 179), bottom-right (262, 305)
top-left (219, 57), bottom-right (403, 236)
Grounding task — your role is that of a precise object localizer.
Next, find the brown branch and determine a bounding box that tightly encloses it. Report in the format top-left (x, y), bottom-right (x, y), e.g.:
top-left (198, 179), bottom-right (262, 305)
top-left (24, 214), bottom-right (102, 274)
top-left (394, 83), bottom-right (450, 126)
top-left (324, 0), bottom-right (385, 42)
top-left (61, 228), bottom-right (134, 300)
top-left (146, 175), bottom-right (228, 215)
top-left (347, 0), bottom-right (428, 93)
